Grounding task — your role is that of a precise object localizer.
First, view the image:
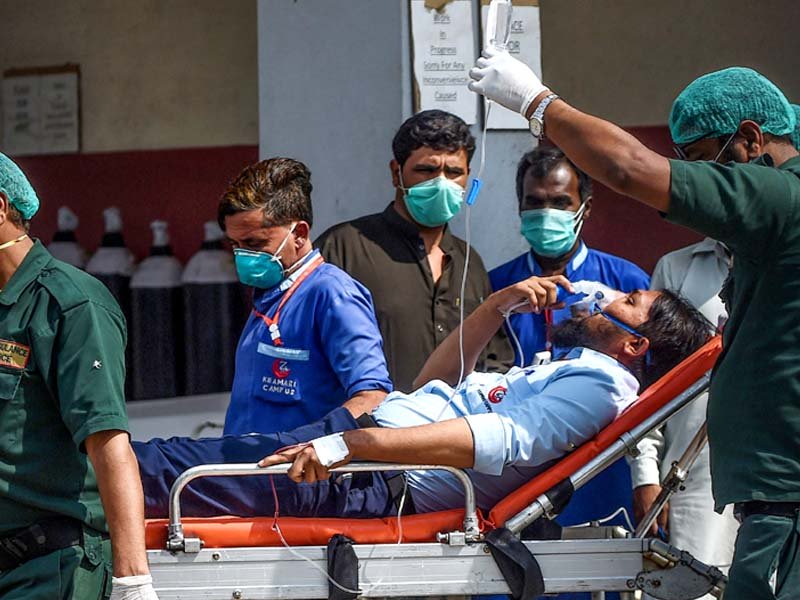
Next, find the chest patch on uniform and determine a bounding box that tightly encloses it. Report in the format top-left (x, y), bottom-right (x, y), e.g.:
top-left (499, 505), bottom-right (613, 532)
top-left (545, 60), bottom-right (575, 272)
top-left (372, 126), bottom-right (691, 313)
top-left (272, 359), bottom-right (291, 379)
top-left (257, 342), bottom-right (310, 361)
top-left (488, 386), bottom-right (507, 404)
top-left (0, 339), bottom-right (30, 370)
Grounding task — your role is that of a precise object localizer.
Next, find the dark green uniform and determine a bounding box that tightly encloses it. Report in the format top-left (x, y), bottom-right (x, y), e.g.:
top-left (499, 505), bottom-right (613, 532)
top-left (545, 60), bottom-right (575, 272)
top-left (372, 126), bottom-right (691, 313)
top-left (668, 155), bottom-right (800, 598)
top-left (0, 241), bottom-right (129, 599)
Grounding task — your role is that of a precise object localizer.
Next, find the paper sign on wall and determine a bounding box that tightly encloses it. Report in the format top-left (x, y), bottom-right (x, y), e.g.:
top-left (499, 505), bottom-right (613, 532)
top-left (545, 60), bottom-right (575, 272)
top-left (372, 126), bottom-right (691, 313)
top-left (2, 66), bottom-right (80, 155)
top-left (480, 0), bottom-right (541, 129)
top-left (410, 0), bottom-right (478, 124)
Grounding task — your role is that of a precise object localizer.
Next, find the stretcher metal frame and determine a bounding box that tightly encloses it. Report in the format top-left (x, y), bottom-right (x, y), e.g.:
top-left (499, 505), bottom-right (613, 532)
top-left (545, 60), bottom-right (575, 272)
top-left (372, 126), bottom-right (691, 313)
top-left (147, 368), bottom-right (726, 599)
top-left (165, 462), bottom-right (482, 553)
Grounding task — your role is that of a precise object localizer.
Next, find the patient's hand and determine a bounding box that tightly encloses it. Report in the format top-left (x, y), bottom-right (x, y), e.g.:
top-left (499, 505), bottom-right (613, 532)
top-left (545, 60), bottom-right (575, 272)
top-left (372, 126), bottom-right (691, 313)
top-left (258, 443), bottom-right (350, 484)
top-left (492, 274), bottom-right (572, 315)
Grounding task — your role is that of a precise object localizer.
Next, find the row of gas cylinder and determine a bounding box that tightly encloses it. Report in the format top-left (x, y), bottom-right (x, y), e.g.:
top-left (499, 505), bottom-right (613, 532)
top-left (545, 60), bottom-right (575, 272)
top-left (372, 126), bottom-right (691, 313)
top-left (49, 207), bottom-right (248, 401)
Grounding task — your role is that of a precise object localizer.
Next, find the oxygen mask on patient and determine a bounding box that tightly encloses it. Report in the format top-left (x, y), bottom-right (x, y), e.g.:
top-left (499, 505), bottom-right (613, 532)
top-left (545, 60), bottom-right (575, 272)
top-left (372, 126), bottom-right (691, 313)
top-left (568, 281), bottom-right (623, 317)
top-left (501, 282), bottom-right (624, 368)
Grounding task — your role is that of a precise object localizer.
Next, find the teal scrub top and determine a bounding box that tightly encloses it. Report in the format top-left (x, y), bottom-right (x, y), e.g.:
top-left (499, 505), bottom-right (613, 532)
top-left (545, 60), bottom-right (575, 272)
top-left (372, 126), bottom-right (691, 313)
top-left (667, 155), bottom-right (800, 510)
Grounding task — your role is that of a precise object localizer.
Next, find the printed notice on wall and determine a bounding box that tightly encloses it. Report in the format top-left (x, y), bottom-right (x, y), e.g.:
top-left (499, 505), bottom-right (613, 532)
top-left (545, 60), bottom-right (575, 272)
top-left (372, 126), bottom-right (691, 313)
top-left (2, 66), bottom-right (80, 155)
top-left (410, 0), bottom-right (477, 124)
top-left (480, 0), bottom-right (541, 129)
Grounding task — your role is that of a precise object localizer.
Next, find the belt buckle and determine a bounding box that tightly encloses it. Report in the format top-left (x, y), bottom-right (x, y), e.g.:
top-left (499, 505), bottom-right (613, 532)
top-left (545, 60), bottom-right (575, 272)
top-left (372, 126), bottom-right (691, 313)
top-left (733, 503), bottom-right (746, 524)
top-left (28, 524), bottom-right (46, 547)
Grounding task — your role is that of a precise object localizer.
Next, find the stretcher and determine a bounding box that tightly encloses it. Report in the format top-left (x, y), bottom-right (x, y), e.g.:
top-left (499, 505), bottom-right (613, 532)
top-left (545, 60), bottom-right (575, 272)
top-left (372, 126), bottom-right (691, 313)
top-left (145, 337), bottom-right (726, 599)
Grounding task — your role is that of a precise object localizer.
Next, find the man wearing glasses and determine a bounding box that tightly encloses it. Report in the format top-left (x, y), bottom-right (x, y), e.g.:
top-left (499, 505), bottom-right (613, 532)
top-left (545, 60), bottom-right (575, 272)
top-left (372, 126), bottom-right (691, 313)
top-left (469, 58), bottom-right (799, 600)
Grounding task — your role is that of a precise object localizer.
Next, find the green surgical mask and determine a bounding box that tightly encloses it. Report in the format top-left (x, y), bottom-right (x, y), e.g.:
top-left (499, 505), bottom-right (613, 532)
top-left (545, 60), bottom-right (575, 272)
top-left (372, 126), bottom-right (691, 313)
top-left (233, 223), bottom-right (296, 289)
top-left (399, 173), bottom-right (465, 228)
top-left (520, 203), bottom-right (586, 258)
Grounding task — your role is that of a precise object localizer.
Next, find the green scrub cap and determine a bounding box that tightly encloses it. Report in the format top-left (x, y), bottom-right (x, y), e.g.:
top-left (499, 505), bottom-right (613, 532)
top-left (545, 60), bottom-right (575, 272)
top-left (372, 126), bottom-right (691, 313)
top-left (669, 67), bottom-right (796, 146)
top-left (792, 104), bottom-right (800, 150)
top-left (0, 153), bottom-right (39, 220)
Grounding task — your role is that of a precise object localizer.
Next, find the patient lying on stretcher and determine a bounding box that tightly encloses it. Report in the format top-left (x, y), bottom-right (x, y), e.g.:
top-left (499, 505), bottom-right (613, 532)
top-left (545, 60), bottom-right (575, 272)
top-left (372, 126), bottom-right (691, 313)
top-left (134, 276), bottom-right (710, 519)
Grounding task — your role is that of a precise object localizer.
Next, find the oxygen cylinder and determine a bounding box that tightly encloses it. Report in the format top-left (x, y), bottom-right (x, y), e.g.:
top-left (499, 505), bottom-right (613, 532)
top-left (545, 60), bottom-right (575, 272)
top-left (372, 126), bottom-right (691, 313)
top-left (182, 222), bottom-right (248, 395)
top-left (48, 206), bottom-right (87, 268)
top-left (85, 207), bottom-right (136, 320)
top-left (129, 221), bottom-right (184, 400)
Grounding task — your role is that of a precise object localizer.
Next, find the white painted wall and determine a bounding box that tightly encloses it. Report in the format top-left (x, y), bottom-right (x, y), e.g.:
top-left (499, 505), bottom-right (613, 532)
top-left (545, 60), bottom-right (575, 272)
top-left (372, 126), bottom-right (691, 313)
top-left (0, 0), bottom-right (258, 152)
top-left (258, 0), bottom-right (410, 240)
top-left (3, 1), bottom-right (796, 156)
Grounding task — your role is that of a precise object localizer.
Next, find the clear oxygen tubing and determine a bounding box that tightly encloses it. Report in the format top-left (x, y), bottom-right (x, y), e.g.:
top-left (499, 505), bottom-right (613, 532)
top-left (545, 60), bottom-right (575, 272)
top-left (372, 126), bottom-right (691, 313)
top-left (457, 101), bottom-right (491, 383)
top-left (501, 291), bottom-right (601, 369)
top-left (448, 0), bottom-right (513, 398)
top-left (434, 99), bottom-right (492, 423)
top-left (439, 0), bottom-right (513, 415)
top-left (572, 505), bottom-right (635, 533)
top-left (269, 473), bottom-right (408, 595)
top-left (501, 302), bottom-right (526, 368)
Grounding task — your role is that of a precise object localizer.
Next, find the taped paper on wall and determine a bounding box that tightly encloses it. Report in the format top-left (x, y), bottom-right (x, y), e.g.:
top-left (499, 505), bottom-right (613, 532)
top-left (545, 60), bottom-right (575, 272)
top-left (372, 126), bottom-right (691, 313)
top-left (410, 0), bottom-right (478, 124)
top-left (2, 67), bottom-right (80, 155)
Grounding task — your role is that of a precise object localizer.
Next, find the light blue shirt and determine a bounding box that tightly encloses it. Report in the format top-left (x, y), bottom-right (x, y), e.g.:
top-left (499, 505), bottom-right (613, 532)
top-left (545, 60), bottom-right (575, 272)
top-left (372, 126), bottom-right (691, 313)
top-left (373, 348), bottom-right (639, 512)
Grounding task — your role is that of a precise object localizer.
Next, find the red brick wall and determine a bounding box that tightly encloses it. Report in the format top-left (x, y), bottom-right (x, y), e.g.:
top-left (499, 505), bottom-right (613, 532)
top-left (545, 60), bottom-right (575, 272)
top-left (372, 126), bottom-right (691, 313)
top-left (14, 146), bottom-right (259, 263)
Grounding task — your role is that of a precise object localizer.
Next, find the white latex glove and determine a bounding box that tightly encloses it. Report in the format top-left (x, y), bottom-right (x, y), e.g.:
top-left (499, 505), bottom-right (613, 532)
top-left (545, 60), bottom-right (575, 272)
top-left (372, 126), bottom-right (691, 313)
top-left (468, 46), bottom-right (549, 117)
top-left (110, 575), bottom-right (160, 600)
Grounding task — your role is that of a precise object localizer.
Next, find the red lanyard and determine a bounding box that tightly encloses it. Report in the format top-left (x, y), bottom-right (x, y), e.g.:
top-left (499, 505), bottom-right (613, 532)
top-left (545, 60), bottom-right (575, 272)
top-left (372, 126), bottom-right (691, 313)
top-left (544, 309), bottom-right (554, 351)
top-left (252, 255), bottom-right (324, 346)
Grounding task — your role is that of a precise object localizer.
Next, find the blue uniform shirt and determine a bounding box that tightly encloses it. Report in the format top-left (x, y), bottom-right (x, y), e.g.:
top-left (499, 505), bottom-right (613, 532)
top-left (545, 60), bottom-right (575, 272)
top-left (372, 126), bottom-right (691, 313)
top-left (224, 250), bottom-right (392, 434)
top-left (490, 242), bottom-right (650, 366)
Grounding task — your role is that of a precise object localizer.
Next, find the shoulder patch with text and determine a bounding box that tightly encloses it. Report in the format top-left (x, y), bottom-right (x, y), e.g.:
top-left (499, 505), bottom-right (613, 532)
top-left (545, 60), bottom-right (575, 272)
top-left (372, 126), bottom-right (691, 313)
top-left (0, 339), bottom-right (30, 370)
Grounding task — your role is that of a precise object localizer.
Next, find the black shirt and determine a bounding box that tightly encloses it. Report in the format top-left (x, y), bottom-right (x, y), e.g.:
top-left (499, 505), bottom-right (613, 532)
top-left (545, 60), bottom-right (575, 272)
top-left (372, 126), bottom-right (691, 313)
top-left (315, 204), bottom-right (513, 392)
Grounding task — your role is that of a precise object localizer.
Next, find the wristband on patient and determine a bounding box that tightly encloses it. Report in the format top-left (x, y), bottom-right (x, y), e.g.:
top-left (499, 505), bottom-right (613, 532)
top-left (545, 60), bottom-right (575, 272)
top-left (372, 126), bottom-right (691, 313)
top-left (311, 433), bottom-right (350, 467)
top-left (112, 575), bottom-right (153, 587)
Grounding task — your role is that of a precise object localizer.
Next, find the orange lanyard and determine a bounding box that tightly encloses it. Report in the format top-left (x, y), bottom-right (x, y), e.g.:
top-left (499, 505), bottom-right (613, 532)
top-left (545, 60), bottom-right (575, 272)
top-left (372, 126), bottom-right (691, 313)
top-left (252, 255), bottom-right (324, 346)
